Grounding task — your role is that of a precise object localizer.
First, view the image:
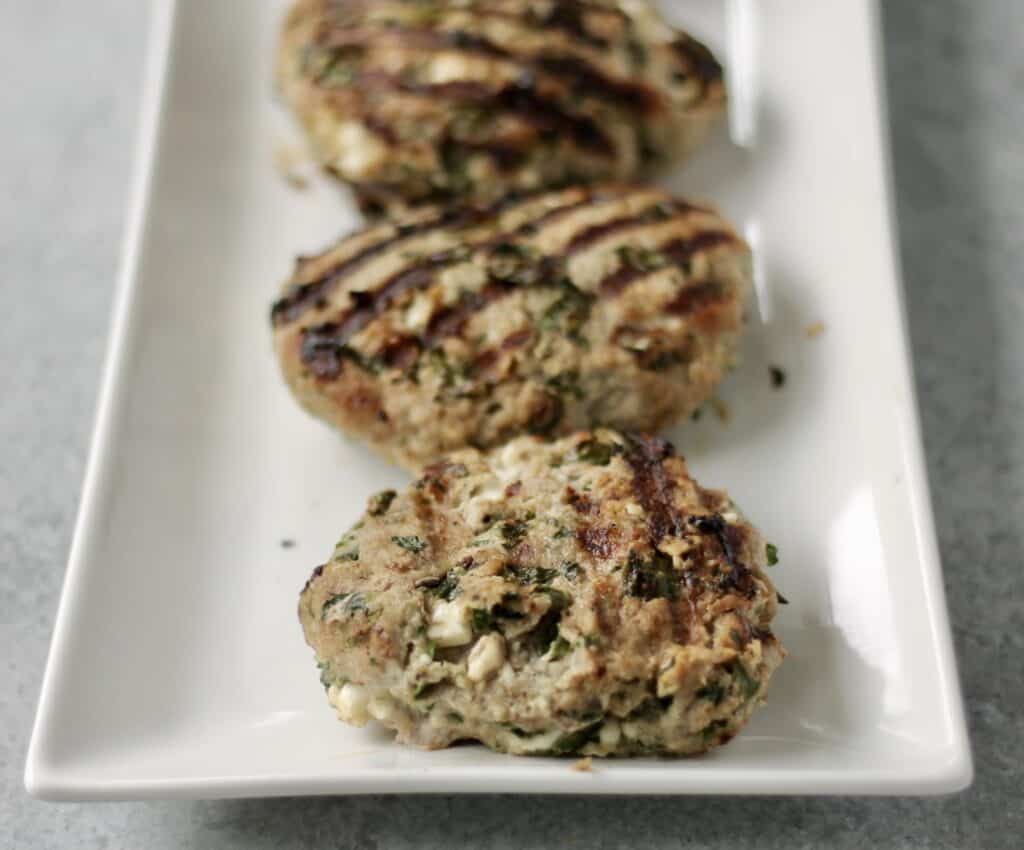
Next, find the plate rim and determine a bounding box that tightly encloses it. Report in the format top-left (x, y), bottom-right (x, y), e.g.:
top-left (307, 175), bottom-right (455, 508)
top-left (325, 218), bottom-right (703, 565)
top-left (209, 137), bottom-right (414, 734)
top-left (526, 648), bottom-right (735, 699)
top-left (24, 0), bottom-right (973, 800)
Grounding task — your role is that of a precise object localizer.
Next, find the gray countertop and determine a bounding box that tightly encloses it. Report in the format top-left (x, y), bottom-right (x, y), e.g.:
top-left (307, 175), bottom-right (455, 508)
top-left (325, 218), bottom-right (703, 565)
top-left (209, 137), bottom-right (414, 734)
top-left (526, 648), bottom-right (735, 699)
top-left (2, 1), bottom-right (1021, 847)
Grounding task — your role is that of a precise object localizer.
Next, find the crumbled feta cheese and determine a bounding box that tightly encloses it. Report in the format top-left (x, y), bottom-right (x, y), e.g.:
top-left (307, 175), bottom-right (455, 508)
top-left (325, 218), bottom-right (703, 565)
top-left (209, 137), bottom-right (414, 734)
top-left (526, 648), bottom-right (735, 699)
top-left (428, 601), bottom-right (473, 647)
top-left (467, 633), bottom-right (506, 682)
top-left (327, 683), bottom-right (371, 726)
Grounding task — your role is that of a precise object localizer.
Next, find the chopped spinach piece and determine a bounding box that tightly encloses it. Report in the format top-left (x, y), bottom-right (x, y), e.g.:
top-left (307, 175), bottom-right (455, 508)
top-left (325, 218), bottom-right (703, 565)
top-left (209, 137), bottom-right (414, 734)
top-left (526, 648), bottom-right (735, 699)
top-left (500, 519), bottom-right (529, 550)
top-left (617, 244), bottom-right (667, 273)
top-left (506, 565), bottom-right (557, 586)
top-left (542, 587), bottom-right (571, 611)
top-left (766, 543), bottom-right (779, 566)
top-left (575, 438), bottom-right (618, 466)
top-left (545, 370), bottom-right (585, 400)
top-left (540, 278), bottom-right (593, 344)
top-left (392, 535), bottom-right (427, 554)
top-left (623, 550), bottom-right (679, 600)
top-left (548, 636), bottom-right (572, 661)
top-left (367, 489), bottom-right (397, 516)
top-left (428, 570), bottom-right (461, 601)
top-left (552, 722), bottom-right (602, 755)
top-left (561, 561), bottom-right (582, 580)
top-left (321, 592), bottom-right (369, 620)
top-left (731, 661), bottom-right (760, 701)
top-left (471, 608), bottom-right (494, 633)
top-left (696, 682), bottom-right (726, 705)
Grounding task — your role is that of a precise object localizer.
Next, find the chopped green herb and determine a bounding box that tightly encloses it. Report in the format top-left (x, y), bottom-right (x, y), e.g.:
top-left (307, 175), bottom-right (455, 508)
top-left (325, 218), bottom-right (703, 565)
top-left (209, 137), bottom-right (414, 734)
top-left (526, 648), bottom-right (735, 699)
top-left (729, 628), bottom-right (744, 646)
top-left (575, 438), bottom-right (618, 466)
top-left (776, 590), bottom-right (790, 605)
top-left (471, 608), bottom-right (494, 633)
top-left (336, 548), bottom-right (359, 562)
top-left (545, 370), bottom-right (585, 400)
top-left (561, 561), bottom-right (582, 580)
top-left (696, 682), bottom-right (726, 705)
top-left (424, 639), bottom-right (437, 660)
top-left (552, 524), bottom-right (572, 541)
top-left (769, 366), bottom-right (787, 389)
top-left (447, 711), bottom-right (464, 723)
top-left (500, 519), bottom-right (529, 550)
top-left (321, 592), bottom-right (369, 621)
top-left (487, 242), bottom-right (542, 284)
top-left (548, 636), bottom-right (572, 661)
top-left (766, 543), bottom-right (779, 566)
top-left (540, 278), bottom-right (594, 344)
top-left (623, 550), bottom-right (679, 600)
top-left (617, 244), bottom-right (667, 273)
top-left (317, 659), bottom-right (332, 690)
top-left (582, 634), bottom-right (602, 648)
top-left (731, 661), bottom-right (760, 701)
top-left (367, 489), bottom-right (397, 516)
top-left (543, 588), bottom-right (571, 611)
top-left (429, 570), bottom-right (461, 601)
top-left (552, 722), bottom-right (602, 755)
top-left (506, 565), bottom-right (557, 586)
top-left (392, 535), bottom-right (427, 554)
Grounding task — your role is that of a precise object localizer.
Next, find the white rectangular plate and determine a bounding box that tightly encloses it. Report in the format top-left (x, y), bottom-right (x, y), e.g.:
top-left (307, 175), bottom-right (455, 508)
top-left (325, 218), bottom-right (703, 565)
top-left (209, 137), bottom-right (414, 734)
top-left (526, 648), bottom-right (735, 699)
top-left (26, 0), bottom-right (972, 799)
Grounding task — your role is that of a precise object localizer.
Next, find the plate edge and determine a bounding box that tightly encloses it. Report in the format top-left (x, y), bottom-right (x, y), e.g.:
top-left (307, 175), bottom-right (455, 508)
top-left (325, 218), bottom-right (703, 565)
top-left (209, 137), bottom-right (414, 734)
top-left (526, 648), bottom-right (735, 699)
top-left (23, 0), bottom-right (181, 801)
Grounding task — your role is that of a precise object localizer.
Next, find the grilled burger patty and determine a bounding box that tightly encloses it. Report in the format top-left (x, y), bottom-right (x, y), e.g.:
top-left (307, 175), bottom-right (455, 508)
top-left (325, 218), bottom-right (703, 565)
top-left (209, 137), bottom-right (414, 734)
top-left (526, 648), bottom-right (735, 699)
top-left (300, 430), bottom-right (784, 756)
top-left (277, 0), bottom-right (726, 211)
top-left (271, 184), bottom-right (752, 469)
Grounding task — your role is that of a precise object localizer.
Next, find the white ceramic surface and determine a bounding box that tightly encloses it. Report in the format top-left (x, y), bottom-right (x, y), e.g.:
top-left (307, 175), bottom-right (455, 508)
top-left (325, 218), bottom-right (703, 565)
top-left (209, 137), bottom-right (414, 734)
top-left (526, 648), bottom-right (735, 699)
top-left (25, 0), bottom-right (972, 799)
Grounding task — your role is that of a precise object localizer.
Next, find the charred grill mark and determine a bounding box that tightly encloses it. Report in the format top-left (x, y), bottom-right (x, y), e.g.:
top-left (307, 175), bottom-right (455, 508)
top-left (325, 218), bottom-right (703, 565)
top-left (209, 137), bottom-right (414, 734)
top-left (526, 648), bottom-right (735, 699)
top-left (322, 26), bottom-right (659, 114)
top-left (561, 200), bottom-right (698, 254)
top-left (533, 54), bottom-right (659, 111)
top-left (623, 433), bottom-right (683, 544)
top-left (690, 514), bottom-right (754, 596)
top-left (665, 280), bottom-right (726, 315)
top-left (422, 280), bottom-right (516, 348)
top-left (346, 72), bottom-right (614, 155)
top-left (271, 189), bottom-right (567, 327)
top-left (295, 191), bottom-right (592, 378)
top-left (599, 232), bottom-right (737, 297)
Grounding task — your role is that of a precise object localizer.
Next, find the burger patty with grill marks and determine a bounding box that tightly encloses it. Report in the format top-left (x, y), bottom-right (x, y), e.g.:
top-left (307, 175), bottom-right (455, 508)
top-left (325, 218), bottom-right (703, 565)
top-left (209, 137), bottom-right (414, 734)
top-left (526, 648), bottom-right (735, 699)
top-left (277, 0), bottom-right (726, 212)
top-left (299, 430), bottom-right (785, 756)
top-left (271, 184), bottom-right (752, 469)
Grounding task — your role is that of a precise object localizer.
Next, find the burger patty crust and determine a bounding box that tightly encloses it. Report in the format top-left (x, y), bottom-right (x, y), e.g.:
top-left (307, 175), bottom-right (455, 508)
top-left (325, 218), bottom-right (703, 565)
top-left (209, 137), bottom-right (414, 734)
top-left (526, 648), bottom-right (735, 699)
top-left (278, 0), bottom-right (726, 212)
top-left (299, 430), bottom-right (785, 756)
top-left (271, 183), bottom-right (752, 469)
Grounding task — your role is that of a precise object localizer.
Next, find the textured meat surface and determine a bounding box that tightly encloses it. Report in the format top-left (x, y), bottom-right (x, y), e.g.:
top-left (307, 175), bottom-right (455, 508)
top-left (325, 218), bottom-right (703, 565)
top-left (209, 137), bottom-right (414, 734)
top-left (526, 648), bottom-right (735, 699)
top-left (272, 184), bottom-right (752, 469)
top-left (277, 0), bottom-right (726, 211)
top-left (299, 431), bottom-right (785, 756)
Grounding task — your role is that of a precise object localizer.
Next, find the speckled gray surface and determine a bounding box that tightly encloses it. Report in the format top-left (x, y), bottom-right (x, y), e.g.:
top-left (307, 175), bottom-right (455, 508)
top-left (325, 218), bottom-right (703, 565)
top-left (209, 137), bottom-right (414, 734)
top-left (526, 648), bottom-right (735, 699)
top-left (2, 1), bottom-right (1021, 847)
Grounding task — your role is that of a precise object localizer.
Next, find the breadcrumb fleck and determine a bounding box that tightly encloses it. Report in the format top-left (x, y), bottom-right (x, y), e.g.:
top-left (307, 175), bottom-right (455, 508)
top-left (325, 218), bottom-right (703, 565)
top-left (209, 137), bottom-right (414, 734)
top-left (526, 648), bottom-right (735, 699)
top-left (573, 757), bottom-right (593, 772)
top-left (805, 321), bottom-right (826, 339)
